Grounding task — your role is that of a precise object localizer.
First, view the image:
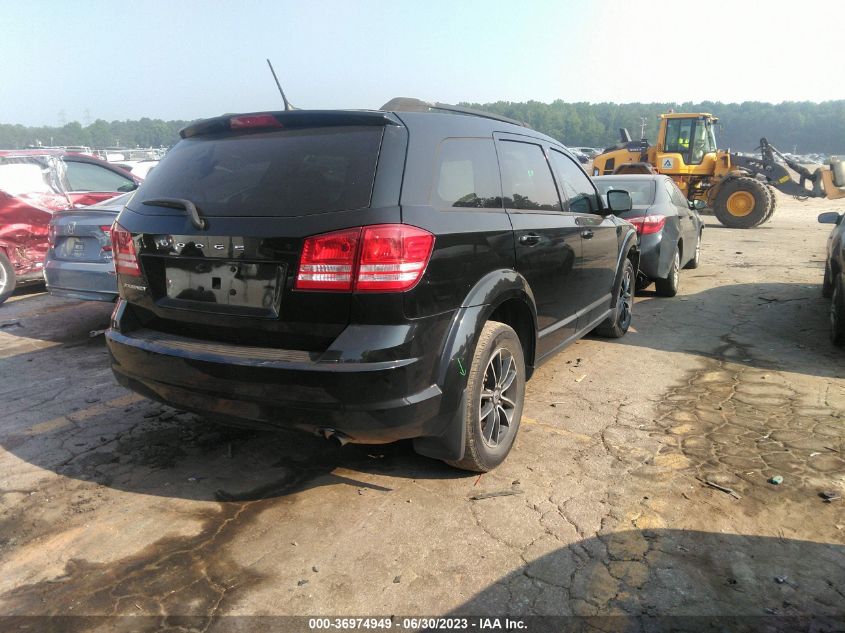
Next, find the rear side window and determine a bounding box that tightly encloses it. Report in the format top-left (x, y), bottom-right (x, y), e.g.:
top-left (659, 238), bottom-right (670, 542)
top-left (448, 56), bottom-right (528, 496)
top-left (134, 126), bottom-right (383, 217)
top-left (549, 150), bottom-right (600, 213)
top-left (65, 161), bottom-right (135, 193)
top-left (432, 138), bottom-right (502, 209)
top-left (665, 180), bottom-right (689, 207)
top-left (595, 179), bottom-right (655, 206)
top-left (498, 141), bottom-right (561, 211)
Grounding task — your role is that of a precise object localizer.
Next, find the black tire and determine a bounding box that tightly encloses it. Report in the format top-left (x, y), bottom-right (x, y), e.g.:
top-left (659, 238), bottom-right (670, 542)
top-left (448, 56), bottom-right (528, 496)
top-left (655, 246), bottom-right (680, 297)
top-left (764, 185), bottom-right (778, 223)
top-left (713, 177), bottom-right (770, 229)
top-left (0, 252), bottom-right (16, 305)
top-left (831, 275), bottom-right (845, 347)
top-left (446, 320), bottom-right (526, 472)
top-left (684, 231), bottom-right (702, 270)
top-left (823, 263), bottom-right (834, 299)
top-left (594, 258), bottom-right (634, 338)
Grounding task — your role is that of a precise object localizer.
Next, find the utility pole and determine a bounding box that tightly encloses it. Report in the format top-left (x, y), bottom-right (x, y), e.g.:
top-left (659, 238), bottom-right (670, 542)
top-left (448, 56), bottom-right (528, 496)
top-left (58, 110), bottom-right (66, 126)
top-left (84, 109), bottom-right (92, 126)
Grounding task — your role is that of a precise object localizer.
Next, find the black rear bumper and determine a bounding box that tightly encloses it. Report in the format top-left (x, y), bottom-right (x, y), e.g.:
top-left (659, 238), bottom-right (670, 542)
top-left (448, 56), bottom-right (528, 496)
top-left (106, 316), bottom-right (453, 445)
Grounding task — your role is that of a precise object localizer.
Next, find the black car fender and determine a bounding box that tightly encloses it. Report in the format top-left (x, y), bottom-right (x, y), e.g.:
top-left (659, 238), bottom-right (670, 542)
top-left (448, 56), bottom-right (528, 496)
top-left (412, 269), bottom-right (537, 461)
top-left (610, 228), bottom-right (639, 306)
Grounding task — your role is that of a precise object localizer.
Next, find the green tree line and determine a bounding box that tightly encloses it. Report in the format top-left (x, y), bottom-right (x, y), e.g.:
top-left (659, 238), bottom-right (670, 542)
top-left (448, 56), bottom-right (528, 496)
top-left (464, 100), bottom-right (845, 155)
top-left (0, 118), bottom-right (191, 149)
top-left (1, 101), bottom-right (843, 154)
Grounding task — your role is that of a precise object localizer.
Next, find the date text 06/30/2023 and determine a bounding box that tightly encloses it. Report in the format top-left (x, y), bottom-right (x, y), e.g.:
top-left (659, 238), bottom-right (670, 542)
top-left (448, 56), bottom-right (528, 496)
top-left (307, 618), bottom-right (527, 630)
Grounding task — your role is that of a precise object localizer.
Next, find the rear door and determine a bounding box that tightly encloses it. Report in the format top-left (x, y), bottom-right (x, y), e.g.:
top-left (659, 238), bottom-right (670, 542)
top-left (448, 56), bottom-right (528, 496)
top-left (495, 134), bottom-right (581, 357)
top-left (548, 149), bottom-right (618, 329)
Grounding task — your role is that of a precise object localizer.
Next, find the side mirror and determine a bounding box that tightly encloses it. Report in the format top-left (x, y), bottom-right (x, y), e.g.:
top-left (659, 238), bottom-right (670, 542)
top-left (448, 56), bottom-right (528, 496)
top-left (606, 190), bottom-right (632, 214)
top-left (818, 211), bottom-right (842, 225)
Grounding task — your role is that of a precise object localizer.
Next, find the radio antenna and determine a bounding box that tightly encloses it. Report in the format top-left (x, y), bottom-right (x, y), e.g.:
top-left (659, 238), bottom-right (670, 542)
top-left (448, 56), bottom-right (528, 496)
top-left (266, 58), bottom-right (292, 111)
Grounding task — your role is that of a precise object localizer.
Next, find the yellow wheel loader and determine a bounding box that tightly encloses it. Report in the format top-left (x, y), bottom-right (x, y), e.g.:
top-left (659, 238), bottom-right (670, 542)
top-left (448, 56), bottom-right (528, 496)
top-left (591, 112), bottom-right (845, 228)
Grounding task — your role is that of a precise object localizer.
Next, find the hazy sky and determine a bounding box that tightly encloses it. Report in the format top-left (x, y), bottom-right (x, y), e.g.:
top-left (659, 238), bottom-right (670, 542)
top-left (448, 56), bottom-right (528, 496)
top-left (2, 0), bottom-right (843, 126)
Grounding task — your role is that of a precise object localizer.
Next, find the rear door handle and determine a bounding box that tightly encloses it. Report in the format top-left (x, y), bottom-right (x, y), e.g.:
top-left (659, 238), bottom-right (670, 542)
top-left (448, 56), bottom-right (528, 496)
top-left (518, 233), bottom-right (541, 246)
top-left (581, 229), bottom-right (594, 239)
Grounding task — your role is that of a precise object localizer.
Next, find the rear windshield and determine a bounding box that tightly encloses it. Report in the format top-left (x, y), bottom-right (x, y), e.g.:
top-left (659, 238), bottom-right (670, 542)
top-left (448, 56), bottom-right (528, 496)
top-left (595, 179), bottom-right (656, 206)
top-left (132, 126), bottom-right (383, 217)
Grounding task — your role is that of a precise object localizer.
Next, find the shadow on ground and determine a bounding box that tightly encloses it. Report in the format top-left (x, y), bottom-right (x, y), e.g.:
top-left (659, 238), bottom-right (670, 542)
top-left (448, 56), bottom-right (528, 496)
top-left (1, 530), bottom-right (842, 632)
top-left (447, 529), bottom-right (845, 631)
top-left (0, 297), bottom-right (463, 503)
top-left (610, 281), bottom-right (843, 379)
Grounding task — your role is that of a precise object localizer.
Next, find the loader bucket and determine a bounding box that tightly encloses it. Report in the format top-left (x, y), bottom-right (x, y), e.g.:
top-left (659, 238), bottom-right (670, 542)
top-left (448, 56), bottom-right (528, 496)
top-left (831, 156), bottom-right (845, 188)
top-left (821, 168), bottom-right (845, 200)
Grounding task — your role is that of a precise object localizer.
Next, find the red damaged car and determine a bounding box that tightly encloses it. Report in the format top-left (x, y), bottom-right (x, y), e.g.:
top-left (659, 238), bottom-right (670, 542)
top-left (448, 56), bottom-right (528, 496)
top-left (0, 150), bottom-right (140, 304)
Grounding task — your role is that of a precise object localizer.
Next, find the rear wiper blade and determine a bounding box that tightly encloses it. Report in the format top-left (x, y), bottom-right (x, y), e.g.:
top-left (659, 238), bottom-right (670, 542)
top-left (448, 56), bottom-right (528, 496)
top-left (142, 197), bottom-right (207, 230)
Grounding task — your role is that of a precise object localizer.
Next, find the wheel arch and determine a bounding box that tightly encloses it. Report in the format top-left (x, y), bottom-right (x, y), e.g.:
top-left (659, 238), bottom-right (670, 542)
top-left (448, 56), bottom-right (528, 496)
top-left (488, 297), bottom-right (536, 379)
top-left (610, 230), bottom-right (639, 307)
top-left (455, 268), bottom-right (539, 378)
top-left (413, 270), bottom-right (538, 462)
top-left (0, 243), bottom-right (14, 262)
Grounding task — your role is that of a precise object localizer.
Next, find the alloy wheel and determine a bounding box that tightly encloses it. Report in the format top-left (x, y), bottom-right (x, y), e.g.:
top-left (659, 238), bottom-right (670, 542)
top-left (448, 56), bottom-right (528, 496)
top-left (672, 251), bottom-right (680, 287)
top-left (479, 348), bottom-right (518, 447)
top-left (618, 265), bottom-right (633, 330)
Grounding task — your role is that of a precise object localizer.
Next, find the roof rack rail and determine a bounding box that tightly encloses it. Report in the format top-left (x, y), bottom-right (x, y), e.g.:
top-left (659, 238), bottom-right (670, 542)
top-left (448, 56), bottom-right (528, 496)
top-left (380, 97), bottom-right (530, 129)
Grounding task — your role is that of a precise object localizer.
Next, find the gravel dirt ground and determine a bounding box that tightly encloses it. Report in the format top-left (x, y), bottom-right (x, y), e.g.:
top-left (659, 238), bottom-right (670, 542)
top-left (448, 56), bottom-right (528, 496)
top-left (0, 192), bottom-right (843, 631)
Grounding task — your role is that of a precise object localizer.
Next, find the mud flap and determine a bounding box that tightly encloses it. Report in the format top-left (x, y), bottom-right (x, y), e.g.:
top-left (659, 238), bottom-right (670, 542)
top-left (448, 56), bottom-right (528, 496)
top-left (412, 392), bottom-right (466, 461)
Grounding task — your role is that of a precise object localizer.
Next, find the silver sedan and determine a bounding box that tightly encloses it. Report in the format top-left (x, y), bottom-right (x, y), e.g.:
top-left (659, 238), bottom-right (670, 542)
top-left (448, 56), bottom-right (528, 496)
top-left (44, 193), bottom-right (131, 302)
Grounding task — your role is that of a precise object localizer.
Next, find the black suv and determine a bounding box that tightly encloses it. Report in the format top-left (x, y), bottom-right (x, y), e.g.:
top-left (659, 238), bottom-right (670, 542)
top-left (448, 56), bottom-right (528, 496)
top-left (106, 101), bottom-right (637, 471)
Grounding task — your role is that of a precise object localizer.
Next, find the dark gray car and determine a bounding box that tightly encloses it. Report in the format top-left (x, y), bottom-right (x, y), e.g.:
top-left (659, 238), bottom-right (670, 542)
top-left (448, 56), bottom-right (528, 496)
top-left (595, 175), bottom-right (703, 296)
top-left (44, 193), bottom-right (130, 302)
top-left (818, 210), bottom-right (845, 345)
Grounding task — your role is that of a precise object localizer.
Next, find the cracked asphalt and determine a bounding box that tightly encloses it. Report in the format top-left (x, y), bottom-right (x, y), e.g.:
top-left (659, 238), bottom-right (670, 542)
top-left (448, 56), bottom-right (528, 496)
top-left (0, 193), bottom-right (843, 630)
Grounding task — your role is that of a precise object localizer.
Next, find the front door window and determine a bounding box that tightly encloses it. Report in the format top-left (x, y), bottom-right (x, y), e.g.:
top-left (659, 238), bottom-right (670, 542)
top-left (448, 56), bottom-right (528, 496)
top-left (665, 117), bottom-right (716, 166)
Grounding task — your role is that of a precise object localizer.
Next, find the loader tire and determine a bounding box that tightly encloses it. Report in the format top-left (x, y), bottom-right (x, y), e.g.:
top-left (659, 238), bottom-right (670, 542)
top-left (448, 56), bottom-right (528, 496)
top-left (713, 177), bottom-right (770, 229)
top-left (763, 185), bottom-right (778, 223)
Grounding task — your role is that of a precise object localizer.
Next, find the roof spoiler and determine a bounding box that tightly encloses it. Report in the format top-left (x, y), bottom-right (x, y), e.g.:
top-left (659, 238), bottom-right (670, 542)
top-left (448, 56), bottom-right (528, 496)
top-left (380, 98), bottom-right (531, 129)
top-left (180, 110), bottom-right (399, 139)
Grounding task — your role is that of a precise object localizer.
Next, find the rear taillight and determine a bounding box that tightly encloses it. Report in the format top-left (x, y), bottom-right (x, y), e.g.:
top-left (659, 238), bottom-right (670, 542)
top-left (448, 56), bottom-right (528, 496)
top-left (100, 225), bottom-right (113, 252)
top-left (627, 215), bottom-right (666, 235)
top-left (356, 225), bottom-right (435, 292)
top-left (110, 223), bottom-right (141, 276)
top-left (295, 224), bottom-right (435, 293)
top-left (295, 228), bottom-right (361, 290)
top-left (48, 223), bottom-right (57, 248)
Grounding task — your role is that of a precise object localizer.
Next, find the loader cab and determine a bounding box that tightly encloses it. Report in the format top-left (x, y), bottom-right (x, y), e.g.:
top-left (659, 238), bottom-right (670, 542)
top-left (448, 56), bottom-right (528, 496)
top-left (657, 114), bottom-right (718, 170)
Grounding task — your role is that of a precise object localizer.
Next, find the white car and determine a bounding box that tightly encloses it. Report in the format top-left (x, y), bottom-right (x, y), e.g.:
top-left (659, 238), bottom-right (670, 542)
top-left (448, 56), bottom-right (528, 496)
top-left (113, 160), bottom-right (159, 179)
